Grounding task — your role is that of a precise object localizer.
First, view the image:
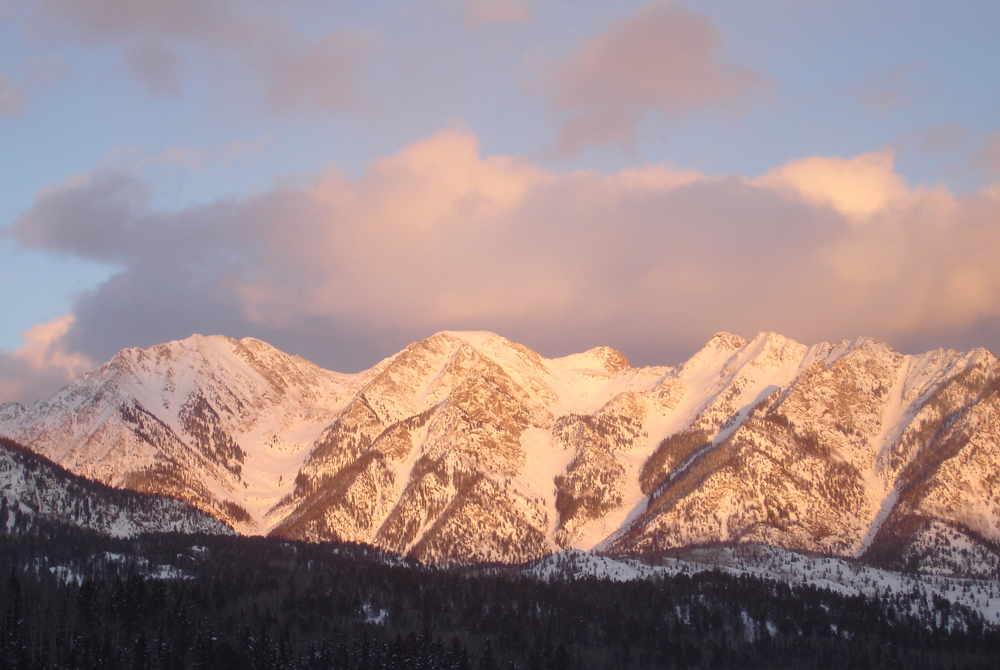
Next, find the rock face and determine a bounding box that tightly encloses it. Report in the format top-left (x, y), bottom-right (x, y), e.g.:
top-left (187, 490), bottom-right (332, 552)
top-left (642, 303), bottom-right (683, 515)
top-left (2, 330), bottom-right (999, 572)
top-left (0, 435), bottom-right (232, 537)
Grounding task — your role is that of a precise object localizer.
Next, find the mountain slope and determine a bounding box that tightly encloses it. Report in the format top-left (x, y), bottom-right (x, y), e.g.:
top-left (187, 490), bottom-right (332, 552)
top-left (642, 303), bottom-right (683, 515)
top-left (3, 330), bottom-right (999, 571)
top-left (268, 331), bottom-right (659, 563)
top-left (603, 336), bottom-right (1000, 577)
top-left (0, 335), bottom-right (376, 531)
top-left (0, 435), bottom-right (232, 537)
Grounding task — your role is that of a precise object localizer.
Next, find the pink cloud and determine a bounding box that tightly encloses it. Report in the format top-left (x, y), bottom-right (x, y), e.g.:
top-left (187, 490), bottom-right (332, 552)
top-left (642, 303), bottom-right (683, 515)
top-left (755, 149), bottom-right (909, 222)
top-left (0, 315), bottom-right (93, 403)
top-left (9, 128), bottom-right (1000, 378)
top-left (547, 4), bottom-right (766, 155)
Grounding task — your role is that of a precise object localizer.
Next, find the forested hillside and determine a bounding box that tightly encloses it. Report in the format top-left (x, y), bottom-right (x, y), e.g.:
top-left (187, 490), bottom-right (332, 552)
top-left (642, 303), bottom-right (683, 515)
top-left (2, 524), bottom-right (999, 669)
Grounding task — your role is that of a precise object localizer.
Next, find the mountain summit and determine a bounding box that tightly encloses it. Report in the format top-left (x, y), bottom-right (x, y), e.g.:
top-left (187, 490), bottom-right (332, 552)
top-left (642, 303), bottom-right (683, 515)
top-left (2, 331), bottom-right (998, 573)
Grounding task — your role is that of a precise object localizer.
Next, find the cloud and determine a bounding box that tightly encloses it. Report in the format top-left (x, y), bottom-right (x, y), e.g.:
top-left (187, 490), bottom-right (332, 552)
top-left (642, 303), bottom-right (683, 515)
top-left (853, 62), bottom-right (929, 114)
top-left (0, 315), bottom-right (93, 403)
top-left (8, 128), bottom-right (1000, 385)
top-left (0, 56), bottom-right (70, 116)
top-left (10, 152), bottom-right (154, 263)
top-left (218, 135), bottom-right (275, 164)
top-left (123, 41), bottom-right (183, 97)
top-left (755, 149), bottom-right (909, 222)
top-left (30, 0), bottom-right (369, 112)
top-left (899, 122), bottom-right (968, 156)
top-left (971, 132), bottom-right (1000, 179)
top-left (545, 3), bottom-right (766, 155)
top-left (464, 0), bottom-right (530, 27)
top-left (0, 69), bottom-right (27, 116)
top-left (35, 0), bottom-right (231, 43)
top-left (261, 31), bottom-right (368, 113)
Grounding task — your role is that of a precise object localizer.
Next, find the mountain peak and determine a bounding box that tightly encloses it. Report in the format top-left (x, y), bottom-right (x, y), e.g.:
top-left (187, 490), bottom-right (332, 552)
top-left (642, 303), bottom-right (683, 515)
top-left (847, 335), bottom-right (896, 355)
top-left (748, 331), bottom-right (791, 346)
top-left (705, 332), bottom-right (748, 351)
top-left (108, 333), bottom-right (234, 366)
top-left (738, 332), bottom-right (810, 370)
top-left (552, 346), bottom-right (631, 373)
top-left (5, 329), bottom-right (1000, 573)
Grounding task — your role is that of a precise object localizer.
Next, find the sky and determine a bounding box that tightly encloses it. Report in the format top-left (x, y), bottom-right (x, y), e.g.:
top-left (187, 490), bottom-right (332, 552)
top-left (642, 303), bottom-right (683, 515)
top-left (1, 0), bottom-right (999, 403)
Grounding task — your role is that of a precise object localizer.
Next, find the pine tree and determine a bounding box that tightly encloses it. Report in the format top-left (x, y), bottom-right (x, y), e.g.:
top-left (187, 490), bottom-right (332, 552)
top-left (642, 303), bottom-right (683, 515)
top-left (478, 639), bottom-right (498, 670)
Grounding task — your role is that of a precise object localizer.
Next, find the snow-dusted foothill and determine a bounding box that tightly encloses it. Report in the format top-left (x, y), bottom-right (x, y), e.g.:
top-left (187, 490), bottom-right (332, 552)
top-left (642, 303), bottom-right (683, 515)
top-left (0, 436), bottom-right (232, 538)
top-left (523, 545), bottom-right (1000, 627)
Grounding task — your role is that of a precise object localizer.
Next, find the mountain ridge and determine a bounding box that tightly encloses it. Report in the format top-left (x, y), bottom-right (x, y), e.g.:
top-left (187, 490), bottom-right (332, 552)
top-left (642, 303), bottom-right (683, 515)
top-left (2, 329), bottom-right (999, 574)
top-left (0, 434), bottom-right (232, 537)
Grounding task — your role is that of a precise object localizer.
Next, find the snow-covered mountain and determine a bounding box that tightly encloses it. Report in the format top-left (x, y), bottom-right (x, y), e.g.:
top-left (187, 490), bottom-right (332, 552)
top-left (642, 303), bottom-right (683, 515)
top-left (0, 335), bottom-right (374, 532)
top-left (2, 330), bottom-right (998, 572)
top-left (0, 435), bottom-right (231, 537)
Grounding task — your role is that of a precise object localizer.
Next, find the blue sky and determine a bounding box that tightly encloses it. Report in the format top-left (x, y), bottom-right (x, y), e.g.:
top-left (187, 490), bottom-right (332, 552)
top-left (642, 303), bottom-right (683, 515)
top-left (1, 0), bottom-right (999, 402)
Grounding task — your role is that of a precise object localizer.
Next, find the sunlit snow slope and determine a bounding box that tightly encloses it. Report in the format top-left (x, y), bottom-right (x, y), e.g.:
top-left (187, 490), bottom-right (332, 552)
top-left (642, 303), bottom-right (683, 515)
top-left (2, 330), bottom-right (999, 571)
top-left (0, 335), bottom-right (375, 532)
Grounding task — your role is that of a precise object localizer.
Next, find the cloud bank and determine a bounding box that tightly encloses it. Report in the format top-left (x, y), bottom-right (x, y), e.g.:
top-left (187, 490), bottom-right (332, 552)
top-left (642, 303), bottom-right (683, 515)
top-left (4, 126), bottom-right (1000, 404)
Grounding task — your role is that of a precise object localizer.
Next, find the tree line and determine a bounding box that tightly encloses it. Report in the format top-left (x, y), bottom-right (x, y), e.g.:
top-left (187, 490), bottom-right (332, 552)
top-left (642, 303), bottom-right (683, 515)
top-left (1, 520), bottom-right (999, 669)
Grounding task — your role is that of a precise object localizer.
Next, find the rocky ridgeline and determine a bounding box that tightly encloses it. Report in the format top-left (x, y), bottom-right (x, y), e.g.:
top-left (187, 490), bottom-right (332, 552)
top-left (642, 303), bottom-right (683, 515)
top-left (1, 330), bottom-right (999, 574)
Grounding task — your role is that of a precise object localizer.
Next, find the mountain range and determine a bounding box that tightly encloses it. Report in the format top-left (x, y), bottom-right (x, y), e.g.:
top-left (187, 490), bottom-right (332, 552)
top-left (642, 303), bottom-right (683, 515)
top-left (2, 330), bottom-right (998, 575)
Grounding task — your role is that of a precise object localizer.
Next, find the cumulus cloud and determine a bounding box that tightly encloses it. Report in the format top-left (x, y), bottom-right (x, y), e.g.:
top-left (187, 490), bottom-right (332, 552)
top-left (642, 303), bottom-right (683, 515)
top-left (8, 128), bottom-right (1000, 382)
top-left (30, 0), bottom-right (368, 111)
top-left (545, 3), bottom-right (766, 155)
top-left (0, 315), bottom-right (93, 403)
top-left (755, 149), bottom-right (909, 222)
